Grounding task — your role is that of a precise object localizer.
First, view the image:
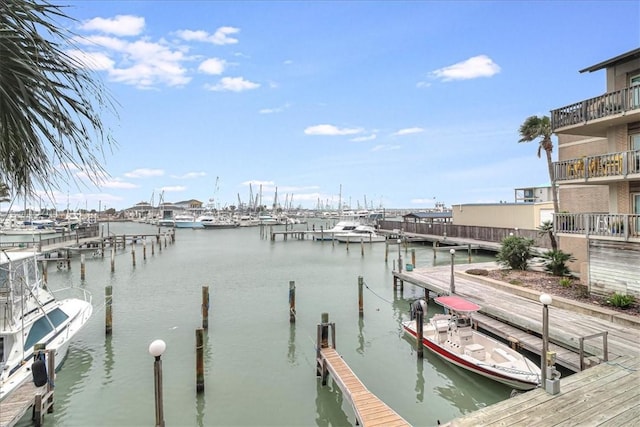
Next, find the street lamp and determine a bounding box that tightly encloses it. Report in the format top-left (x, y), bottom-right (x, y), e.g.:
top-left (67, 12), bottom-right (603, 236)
top-left (149, 339), bottom-right (166, 427)
top-left (539, 294), bottom-right (552, 386)
top-left (449, 248), bottom-right (456, 294)
top-left (397, 238), bottom-right (402, 272)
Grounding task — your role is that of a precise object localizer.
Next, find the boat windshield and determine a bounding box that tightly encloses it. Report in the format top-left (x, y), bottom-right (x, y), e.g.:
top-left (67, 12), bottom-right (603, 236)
top-left (24, 308), bottom-right (69, 350)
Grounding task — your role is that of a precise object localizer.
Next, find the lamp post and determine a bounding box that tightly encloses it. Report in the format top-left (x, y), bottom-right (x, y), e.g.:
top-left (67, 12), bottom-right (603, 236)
top-left (397, 238), bottom-right (402, 272)
top-left (449, 248), bottom-right (456, 294)
top-left (149, 339), bottom-right (166, 427)
top-left (539, 294), bottom-right (552, 387)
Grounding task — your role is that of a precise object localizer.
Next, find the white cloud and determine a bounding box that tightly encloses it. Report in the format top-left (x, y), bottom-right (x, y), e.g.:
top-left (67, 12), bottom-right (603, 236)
top-left (410, 197), bottom-right (437, 205)
top-left (198, 58), bottom-right (226, 75)
top-left (430, 55), bottom-right (501, 81)
top-left (67, 50), bottom-right (115, 71)
top-left (242, 180), bottom-right (275, 187)
top-left (80, 15), bottom-right (145, 36)
top-left (175, 26), bottom-right (240, 45)
top-left (171, 172), bottom-right (207, 179)
top-left (304, 124), bottom-right (363, 136)
top-left (259, 103), bottom-right (291, 114)
top-left (124, 168), bottom-right (165, 178)
top-left (416, 81), bottom-right (431, 88)
top-left (204, 77), bottom-right (260, 92)
top-left (350, 134), bottom-right (377, 142)
top-left (161, 185), bottom-right (187, 192)
top-left (372, 144), bottom-right (401, 152)
top-left (394, 127), bottom-right (424, 136)
top-left (100, 179), bottom-right (139, 189)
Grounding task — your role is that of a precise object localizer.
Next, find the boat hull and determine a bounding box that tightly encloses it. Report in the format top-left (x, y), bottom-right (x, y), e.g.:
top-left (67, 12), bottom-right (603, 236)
top-left (402, 321), bottom-right (539, 390)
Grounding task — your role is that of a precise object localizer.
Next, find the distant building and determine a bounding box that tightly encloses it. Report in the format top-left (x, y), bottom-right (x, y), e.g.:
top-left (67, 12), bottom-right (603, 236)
top-left (451, 201), bottom-right (553, 230)
top-left (514, 186), bottom-right (554, 203)
top-left (550, 47), bottom-right (640, 298)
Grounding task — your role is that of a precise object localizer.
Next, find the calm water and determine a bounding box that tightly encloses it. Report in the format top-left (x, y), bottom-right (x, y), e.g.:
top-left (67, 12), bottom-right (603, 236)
top-left (16, 221), bottom-right (510, 427)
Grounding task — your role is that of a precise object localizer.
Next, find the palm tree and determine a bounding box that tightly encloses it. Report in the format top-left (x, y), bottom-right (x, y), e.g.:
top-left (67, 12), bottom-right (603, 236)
top-left (0, 0), bottom-right (116, 197)
top-left (518, 115), bottom-right (559, 215)
top-left (537, 219), bottom-right (557, 251)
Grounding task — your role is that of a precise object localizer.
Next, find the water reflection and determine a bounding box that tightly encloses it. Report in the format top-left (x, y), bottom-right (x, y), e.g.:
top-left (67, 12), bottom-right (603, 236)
top-left (356, 317), bottom-right (365, 355)
top-left (288, 323), bottom-right (297, 365)
top-left (314, 378), bottom-right (351, 427)
top-left (195, 393), bottom-right (206, 427)
top-left (415, 358), bottom-right (425, 403)
top-left (103, 334), bottom-right (114, 385)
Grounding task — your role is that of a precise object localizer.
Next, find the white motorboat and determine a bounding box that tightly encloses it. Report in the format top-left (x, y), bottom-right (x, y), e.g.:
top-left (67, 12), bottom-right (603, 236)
top-left (402, 295), bottom-right (541, 390)
top-left (309, 220), bottom-right (360, 241)
top-left (197, 214), bottom-right (239, 229)
top-left (173, 214), bottom-right (203, 229)
top-left (0, 251), bottom-right (93, 401)
top-left (333, 225), bottom-right (387, 243)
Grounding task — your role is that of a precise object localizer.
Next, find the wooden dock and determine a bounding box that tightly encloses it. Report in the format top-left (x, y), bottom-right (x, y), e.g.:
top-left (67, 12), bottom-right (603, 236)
top-left (443, 354), bottom-right (640, 426)
top-left (393, 262), bottom-right (640, 372)
top-left (316, 316), bottom-right (409, 427)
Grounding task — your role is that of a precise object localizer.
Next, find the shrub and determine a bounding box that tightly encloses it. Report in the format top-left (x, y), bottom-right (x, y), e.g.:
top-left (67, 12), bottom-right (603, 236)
top-left (466, 269), bottom-right (489, 276)
top-left (496, 236), bottom-right (534, 270)
top-left (541, 250), bottom-right (576, 276)
top-left (606, 293), bottom-right (636, 308)
top-left (559, 277), bottom-right (573, 287)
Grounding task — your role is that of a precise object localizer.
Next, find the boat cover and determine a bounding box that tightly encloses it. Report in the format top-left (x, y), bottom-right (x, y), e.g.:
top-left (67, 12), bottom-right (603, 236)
top-left (434, 295), bottom-right (480, 312)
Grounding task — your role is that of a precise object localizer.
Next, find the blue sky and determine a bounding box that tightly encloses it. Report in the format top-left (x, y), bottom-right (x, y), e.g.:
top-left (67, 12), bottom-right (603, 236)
top-left (25, 1), bottom-right (640, 212)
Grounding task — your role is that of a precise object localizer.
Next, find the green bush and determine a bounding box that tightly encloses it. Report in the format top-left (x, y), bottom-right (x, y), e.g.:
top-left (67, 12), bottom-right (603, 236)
top-left (606, 293), bottom-right (636, 308)
top-left (558, 277), bottom-right (572, 287)
top-left (496, 236), bottom-right (534, 270)
top-left (541, 250), bottom-right (576, 276)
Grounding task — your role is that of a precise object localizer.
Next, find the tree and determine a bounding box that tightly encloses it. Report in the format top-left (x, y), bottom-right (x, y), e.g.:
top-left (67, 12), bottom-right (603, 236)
top-left (0, 0), bottom-right (116, 197)
top-left (496, 235), bottom-right (534, 271)
top-left (518, 116), bottom-right (559, 215)
top-left (537, 220), bottom-right (557, 251)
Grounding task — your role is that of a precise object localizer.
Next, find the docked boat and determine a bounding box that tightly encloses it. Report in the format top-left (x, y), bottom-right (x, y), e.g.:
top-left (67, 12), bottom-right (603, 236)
top-left (173, 213), bottom-right (203, 229)
top-left (309, 220), bottom-right (360, 241)
top-left (333, 225), bottom-right (387, 243)
top-left (402, 295), bottom-right (541, 390)
top-left (197, 214), bottom-right (239, 229)
top-left (0, 226), bottom-right (57, 236)
top-left (0, 251), bottom-right (93, 401)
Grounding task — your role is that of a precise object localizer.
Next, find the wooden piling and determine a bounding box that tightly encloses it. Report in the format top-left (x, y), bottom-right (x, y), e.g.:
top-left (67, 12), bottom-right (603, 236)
top-left (289, 281), bottom-right (296, 323)
top-left (151, 240), bottom-right (155, 256)
top-left (411, 249), bottom-right (416, 268)
top-left (143, 240), bottom-right (147, 261)
top-left (131, 245), bottom-right (136, 267)
top-left (105, 286), bottom-right (113, 335)
top-left (110, 246), bottom-right (115, 273)
top-left (468, 244), bottom-right (472, 262)
top-left (202, 286), bottom-right (209, 329)
top-left (416, 307), bottom-right (424, 358)
top-left (101, 239), bottom-right (105, 258)
top-left (384, 241), bottom-right (389, 263)
top-left (159, 237), bottom-right (162, 253)
top-left (358, 276), bottom-right (364, 317)
top-left (360, 238), bottom-right (364, 256)
top-left (42, 260), bottom-right (48, 284)
top-left (195, 328), bottom-right (205, 393)
top-left (80, 254), bottom-right (86, 280)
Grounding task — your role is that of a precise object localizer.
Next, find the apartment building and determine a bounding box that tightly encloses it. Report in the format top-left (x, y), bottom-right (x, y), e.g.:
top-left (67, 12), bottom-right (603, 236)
top-left (551, 48), bottom-right (640, 298)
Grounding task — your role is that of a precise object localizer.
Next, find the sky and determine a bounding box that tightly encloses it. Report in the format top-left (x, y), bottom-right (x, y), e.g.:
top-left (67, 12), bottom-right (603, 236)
top-left (14, 0), bottom-right (640, 212)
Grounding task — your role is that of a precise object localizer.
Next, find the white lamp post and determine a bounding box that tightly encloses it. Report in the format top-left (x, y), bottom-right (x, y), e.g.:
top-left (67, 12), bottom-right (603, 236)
top-left (539, 294), bottom-right (552, 386)
top-left (449, 248), bottom-right (456, 294)
top-left (149, 339), bottom-right (166, 427)
top-left (397, 238), bottom-right (402, 272)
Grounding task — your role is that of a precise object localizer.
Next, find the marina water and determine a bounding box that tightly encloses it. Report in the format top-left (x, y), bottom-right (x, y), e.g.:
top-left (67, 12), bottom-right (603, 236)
top-left (13, 221), bottom-right (510, 426)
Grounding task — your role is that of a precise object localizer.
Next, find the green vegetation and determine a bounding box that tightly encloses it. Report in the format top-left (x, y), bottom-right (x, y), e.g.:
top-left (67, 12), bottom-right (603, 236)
top-left (0, 0), bottom-right (116, 196)
top-left (496, 235), bottom-right (534, 271)
top-left (558, 277), bottom-right (573, 288)
top-left (541, 250), bottom-right (575, 276)
top-left (606, 293), bottom-right (636, 309)
top-left (537, 220), bottom-right (557, 251)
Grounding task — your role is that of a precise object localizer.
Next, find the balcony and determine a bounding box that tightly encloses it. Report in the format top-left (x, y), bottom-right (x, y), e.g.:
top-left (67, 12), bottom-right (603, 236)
top-left (555, 213), bottom-right (640, 242)
top-left (554, 149), bottom-right (640, 184)
top-left (551, 86), bottom-right (640, 136)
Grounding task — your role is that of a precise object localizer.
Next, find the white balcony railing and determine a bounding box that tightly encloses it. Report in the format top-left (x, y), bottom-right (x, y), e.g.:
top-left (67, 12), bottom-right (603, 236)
top-left (555, 213), bottom-right (640, 241)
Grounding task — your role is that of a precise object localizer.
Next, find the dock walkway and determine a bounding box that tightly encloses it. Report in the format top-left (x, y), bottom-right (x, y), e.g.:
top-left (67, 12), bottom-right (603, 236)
top-left (444, 354), bottom-right (640, 426)
top-left (318, 348), bottom-right (409, 427)
top-left (394, 262), bottom-right (640, 372)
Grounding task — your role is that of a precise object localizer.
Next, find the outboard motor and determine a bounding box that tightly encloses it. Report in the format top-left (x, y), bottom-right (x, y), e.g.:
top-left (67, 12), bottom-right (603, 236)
top-left (410, 299), bottom-right (427, 320)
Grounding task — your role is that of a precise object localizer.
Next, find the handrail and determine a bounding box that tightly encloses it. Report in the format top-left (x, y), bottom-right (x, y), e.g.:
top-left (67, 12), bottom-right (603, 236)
top-left (554, 149), bottom-right (640, 182)
top-left (554, 212), bottom-right (639, 240)
top-left (579, 331), bottom-right (608, 371)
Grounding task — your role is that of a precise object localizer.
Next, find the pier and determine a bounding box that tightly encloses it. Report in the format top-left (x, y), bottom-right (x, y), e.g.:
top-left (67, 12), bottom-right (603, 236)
top-left (316, 315), bottom-right (409, 427)
top-left (393, 262), bottom-right (640, 373)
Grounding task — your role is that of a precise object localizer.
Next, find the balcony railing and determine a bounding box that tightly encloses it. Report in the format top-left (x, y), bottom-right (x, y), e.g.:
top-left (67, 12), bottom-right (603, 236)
top-left (551, 86), bottom-right (640, 130)
top-left (554, 149), bottom-right (640, 182)
top-left (555, 213), bottom-right (640, 241)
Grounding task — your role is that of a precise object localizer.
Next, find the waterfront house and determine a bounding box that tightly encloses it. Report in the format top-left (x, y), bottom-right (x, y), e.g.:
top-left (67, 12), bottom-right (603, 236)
top-left (551, 47), bottom-right (640, 298)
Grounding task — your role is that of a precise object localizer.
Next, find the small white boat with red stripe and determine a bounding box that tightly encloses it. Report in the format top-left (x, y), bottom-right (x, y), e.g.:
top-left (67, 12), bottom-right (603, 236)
top-left (402, 295), bottom-right (541, 390)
